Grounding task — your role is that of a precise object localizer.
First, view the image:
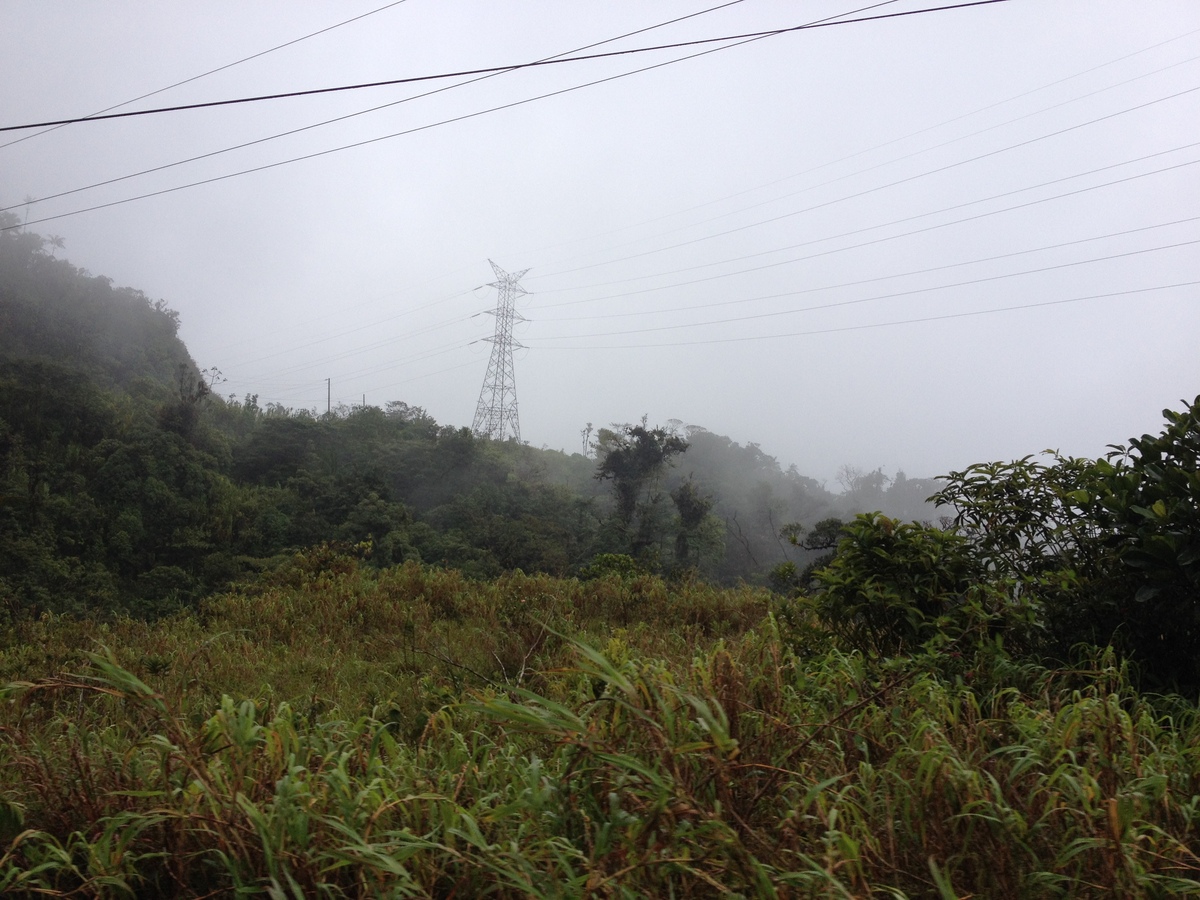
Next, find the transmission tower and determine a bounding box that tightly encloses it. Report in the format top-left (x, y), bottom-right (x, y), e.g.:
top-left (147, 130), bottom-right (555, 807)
top-left (471, 260), bottom-right (529, 442)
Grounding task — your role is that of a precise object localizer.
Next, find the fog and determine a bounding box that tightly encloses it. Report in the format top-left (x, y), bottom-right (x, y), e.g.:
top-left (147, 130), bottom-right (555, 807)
top-left (3, 0), bottom-right (1198, 485)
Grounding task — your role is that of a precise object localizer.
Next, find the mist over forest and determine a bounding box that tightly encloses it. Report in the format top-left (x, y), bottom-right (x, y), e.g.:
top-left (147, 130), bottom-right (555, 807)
top-left (0, 216), bottom-right (941, 619)
top-left (4, 4), bottom-right (1200, 889)
top-left (5, 210), bottom-right (1200, 894)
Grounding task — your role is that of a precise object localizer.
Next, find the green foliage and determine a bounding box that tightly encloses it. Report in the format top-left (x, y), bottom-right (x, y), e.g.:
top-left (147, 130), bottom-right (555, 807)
top-left (593, 420), bottom-right (689, 564)
top-left (0, 549), bottom-right (771, 738)
top-left (2, 567), bottom-right (1199, 895)
top-left (0, 336), bottom-right (604, 614)
top-left (594, 422), bottom-right (688, 522)
top-left (931, 453), bottom-right (1110, 584)
top-left (0, 214), bottom-right (192, 389)
top-left (771, 516), bottom-right (846, 596)
top-left (577, 552), bottom-right (642, 581)
top-left (810, 514), bottom-right (1020, 657)
top-left (1, 221), bottom-right (895, 607)
top-left (5, 216), bottom-right (1200, 892)
top-left (0, 359), bottom-right (230, 616)
top-left (930, 396), bottom-right (1200, 691)
top-left (795, 516), bottom-right (847, 553)
top-left (1087, 397), bottom-right (1200, 689)
top-left (665, 477), bottom-right (722, 575)
top-left (1102, 397), bottom-right (1200, 593)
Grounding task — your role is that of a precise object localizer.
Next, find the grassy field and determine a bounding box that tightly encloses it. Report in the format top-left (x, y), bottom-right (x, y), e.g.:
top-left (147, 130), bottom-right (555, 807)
top-left (2, 548), bottom-right (1199, 897)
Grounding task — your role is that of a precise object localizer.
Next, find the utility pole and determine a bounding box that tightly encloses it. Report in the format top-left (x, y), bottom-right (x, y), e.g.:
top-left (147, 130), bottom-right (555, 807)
top-left (326, 378), bottom-right (331, 415)
top-left (471, 260), bottom-right (529, 442)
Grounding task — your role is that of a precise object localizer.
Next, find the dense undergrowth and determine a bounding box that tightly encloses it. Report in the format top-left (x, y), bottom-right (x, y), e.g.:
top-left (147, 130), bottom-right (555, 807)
top-left (2, 210), bottom-right (947, 617)
top-left (2, 552), bottom-right (1200, 897)
top-left (4, 221), bottom-right (1200, 894)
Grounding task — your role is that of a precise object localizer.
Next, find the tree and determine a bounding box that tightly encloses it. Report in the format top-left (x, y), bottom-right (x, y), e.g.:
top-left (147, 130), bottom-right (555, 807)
top-left (1088, 396), bottom-right (1200, 689)
top-left (770, 517), bottom-right (844, 596)
top-left (670, 477), bottom-right (715, 571)
top-left (594, 421), bottom-right (688, 562)
top-left (157, 362), bottom-right (211, 439)
top-left (929, 396), bottom-right (1200, 690)
top-left (837, 465), bottom-right (890, 513)
top-left (811, 514), bottom-right (986, 657)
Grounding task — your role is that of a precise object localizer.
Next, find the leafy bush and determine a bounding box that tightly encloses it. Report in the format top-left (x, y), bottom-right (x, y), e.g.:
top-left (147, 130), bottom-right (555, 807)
top-left (1088, 395), bottom-right (1200, 689)
top-left (4, 620), bottom-right (1200, 896)
top-left (931, 395), bottom-right (1200, 691)
top-left (809, 514), bottom-right (1029, 658)
top-left (577, 552), bottom-right (641, 581)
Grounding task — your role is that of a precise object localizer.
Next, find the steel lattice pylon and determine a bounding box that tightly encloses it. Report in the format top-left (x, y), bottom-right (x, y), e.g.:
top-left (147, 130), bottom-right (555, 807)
top-left (471, 260), bottom-right (529, 442)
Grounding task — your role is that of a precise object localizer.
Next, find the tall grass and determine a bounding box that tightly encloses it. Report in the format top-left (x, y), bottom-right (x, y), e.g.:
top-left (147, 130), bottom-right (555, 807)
top-left (1, 551), bottom-right (1199, 895)
top-left (1, 553), bottom-right (767, 727)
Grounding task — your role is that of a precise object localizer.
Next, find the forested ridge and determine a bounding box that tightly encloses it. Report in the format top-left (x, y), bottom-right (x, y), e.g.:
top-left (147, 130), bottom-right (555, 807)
top-left (0, 214), bottom-right (935, 619)
top-left (4, 215), bottom-right (1200, 896)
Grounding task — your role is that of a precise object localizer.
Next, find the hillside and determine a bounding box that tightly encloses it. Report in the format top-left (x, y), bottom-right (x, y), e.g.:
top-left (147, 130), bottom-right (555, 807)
top-left (0, 221), bottom-right (937, 618)
top-left (0, 212), bottom-right (194, 390)
top-left (2, 217), bottom-right (1200, 896)
top-left (2, 539), bottom-right (1199, 896)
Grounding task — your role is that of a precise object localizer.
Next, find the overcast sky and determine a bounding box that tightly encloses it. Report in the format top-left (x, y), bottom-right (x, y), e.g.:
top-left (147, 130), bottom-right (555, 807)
top-left (3, 0), bottom-right (1198, 485)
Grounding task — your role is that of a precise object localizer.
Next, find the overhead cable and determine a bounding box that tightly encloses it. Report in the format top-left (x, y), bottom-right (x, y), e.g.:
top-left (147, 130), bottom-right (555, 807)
top-left (5, 0), bottom-right (763, 215)
top-left (532, 153), bottom-right (1200, 309)
top-left (3, 2), bottom-right (1008, 229)
top-left (533, 239), bottom-right (1200, 339)
top-left (12, 17), bottom-right (1181, 235)
top-left (525, 83), bottom-right (1200, 287)
top-left (529, 282), bottom-right (1199, 350)
top-left (519, 24), bottom-right (1200, 262)
top-left (536, 216), bottom-right (1200, 321)
top-left (527, 52), bottom-right (1200, 281)
top-left (0, 0), bottom-right (412, 149)
top-left (0, 0), bottom-right (1010, 133)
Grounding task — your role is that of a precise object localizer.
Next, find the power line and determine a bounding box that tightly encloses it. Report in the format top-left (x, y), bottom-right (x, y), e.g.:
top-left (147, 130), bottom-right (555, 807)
top-left (4, 0), bottom-right (759, 215)
top-left (0, 1), bottom-right (1007, 133)
top-left (516, 24), bottom-right (1200, 264)
top-left (279, 232), bottom-right (1196, 392)
top-left (338, 174), bottom-right (1200, 399)
top-left (255, 277), bottom-right (1197, 407)
top-left (7, 2), bottom-right (1190, 420)
top-left (523, 83), bottom-right (1200, 289)
top-left (533, 239), bottom-right (1200, 340)
top-left (528, 282), bottom-right (1198, 350)
top-left (536, 137), bottom-right (1200, 297)
top-left (74, 2), bottom-right (765, 375)
top-left (188, 16), bottom-right (761, 393)
top-left (14, 77), bottom-right (1192, 251)
top-left (0, 0), bottom-right (412, 149)
top-left (526, 51), bottom-right (1200, 282)
top-left (211, 286), bottom-right (475, 358)
top-left (211, 15), bottom-right (1195, 381)
top-left (2, 1), bottom-right (1014, 230)
top-left (313, 221), bottom-right (1200, 396)
top-left (1, 56), bottom-right (703, 229)
top-left (532, 153), bottom-right (1200, 310)
top-left (536, 216), bottom-right (1200, 322)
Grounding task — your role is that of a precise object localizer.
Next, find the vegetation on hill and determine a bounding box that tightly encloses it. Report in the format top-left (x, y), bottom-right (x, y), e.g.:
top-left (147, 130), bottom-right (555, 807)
top-left (0, 216), bottom-right (935, 620)
top-left (2, 540), bottom-right (1200, 896)
top-left (4, 214), bottom-right (1199, 895)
